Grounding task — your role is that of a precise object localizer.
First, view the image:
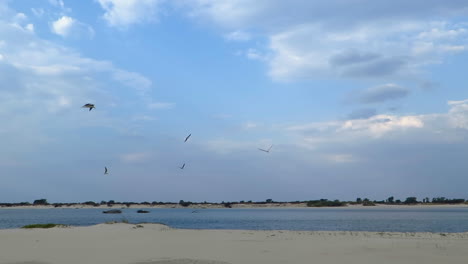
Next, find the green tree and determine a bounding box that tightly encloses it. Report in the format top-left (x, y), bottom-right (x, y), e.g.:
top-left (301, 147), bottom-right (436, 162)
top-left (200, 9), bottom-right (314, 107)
top-left (33, 199), bottom-right (48, 205)
top-left (387, 196), bottom-right (394, 203)
top-left (179, 200), bottom-right (191, 207)
top-left (404, 197), bottom-right (418, 204)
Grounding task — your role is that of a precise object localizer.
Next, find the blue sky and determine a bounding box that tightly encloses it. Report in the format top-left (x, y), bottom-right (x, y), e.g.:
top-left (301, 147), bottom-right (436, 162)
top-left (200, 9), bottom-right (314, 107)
top-left (1, 0), bottom-right (468, 203)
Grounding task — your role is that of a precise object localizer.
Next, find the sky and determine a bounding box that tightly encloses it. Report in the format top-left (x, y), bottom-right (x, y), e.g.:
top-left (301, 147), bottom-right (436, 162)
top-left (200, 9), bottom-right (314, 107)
top-left (1, 0), bottom-right (468, 203)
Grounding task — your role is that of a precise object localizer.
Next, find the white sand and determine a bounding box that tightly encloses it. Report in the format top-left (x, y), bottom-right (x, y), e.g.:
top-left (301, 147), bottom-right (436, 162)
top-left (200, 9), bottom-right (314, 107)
top-left (1, 223), bottom-right (467, 264)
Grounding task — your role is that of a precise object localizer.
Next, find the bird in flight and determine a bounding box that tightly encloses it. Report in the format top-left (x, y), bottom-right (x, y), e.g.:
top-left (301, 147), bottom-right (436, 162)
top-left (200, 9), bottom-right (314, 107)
top-left (258, 145), bottom-right (273, 153)
top-left (104, 167), bottom-right (108, 174)
top-left (179, 163), bottom-right (186, 170)
top-left (82, 103), bottom-right (95, 111)
top-left (184, 133), bottom-right (191, 142)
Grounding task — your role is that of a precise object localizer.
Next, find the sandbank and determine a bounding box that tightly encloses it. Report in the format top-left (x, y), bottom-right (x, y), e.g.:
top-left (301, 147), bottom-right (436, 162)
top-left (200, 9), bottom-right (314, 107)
top-left (1, 223), bottom-right (467, 264)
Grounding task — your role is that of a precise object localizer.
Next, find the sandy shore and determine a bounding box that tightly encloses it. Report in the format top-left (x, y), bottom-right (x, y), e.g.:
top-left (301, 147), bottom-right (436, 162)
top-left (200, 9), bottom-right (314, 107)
top-left (1, 223), bottom-right (467, 264)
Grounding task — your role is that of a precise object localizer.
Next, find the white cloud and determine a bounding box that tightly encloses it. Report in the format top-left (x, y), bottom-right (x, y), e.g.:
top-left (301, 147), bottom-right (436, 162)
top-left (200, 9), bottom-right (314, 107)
top-left (286, 99), bottom-right (468, 152)
top-left (51, 16), bottom-right (94, 39)
top-left (440, 45), bottom-right (466, 52)
top-left (287, 114), bottom-right (425, 148)
top-left (51, 16), bottom-right (73, 36)
top-left (14, 13), bottom-right (27, 23)
top-left (267, 21), bottom-right (467, 80)
top-left (31, 8), bottom-right (45, 18)
top-left (224, 30), bottom-right (251, 41)
top-left (448, 99), bottom-right (468, 129)
top-left (0, 11), bottom-right (154, 147)
top-left (340, 115), bottom-right (424, 137)
top-left (112, 69), bottom-right (152, 96)
top-left (417, 26), bottom-right (467, 40)
top-left (177, 1), bottom-right (468, 81)
top-left (246, 48), bottom-right (265, 60)
top-left (25, 23), bottom-right (34, 32)
top-left (97, 0), bottom-right (164, 28)
top-left (48, 0), bottom-right (65, 9)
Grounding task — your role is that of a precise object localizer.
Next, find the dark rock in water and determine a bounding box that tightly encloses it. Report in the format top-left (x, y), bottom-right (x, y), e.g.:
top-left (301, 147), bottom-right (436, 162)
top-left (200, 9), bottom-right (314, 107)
top-left (137, 210), bottom-right (149, 213)
top-left (103, 209), bottom-right (122, 214)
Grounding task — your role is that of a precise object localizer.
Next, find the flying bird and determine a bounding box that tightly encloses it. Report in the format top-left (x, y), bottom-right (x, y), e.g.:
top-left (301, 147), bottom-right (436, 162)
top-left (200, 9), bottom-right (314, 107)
top-left (179, 163), bottom-right (186, 170)
top-left (258, 145), bottom-right (273, 153)
top-left (184, 133), bottom-right (191, 142)
top-left (82, 103), bottom-right (95, 111)
top-left (104, 167), bottom-right (108, 174)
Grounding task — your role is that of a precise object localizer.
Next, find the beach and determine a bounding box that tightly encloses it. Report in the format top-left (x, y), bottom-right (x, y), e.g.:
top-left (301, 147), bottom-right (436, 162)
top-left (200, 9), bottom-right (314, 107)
top-left (1, 223), bottom-right (467, 264)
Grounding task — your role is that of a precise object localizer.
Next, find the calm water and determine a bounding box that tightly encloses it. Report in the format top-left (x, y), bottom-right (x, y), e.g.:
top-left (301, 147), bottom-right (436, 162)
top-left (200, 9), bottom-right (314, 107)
top-left (1, 207), bottom-right (468, 232)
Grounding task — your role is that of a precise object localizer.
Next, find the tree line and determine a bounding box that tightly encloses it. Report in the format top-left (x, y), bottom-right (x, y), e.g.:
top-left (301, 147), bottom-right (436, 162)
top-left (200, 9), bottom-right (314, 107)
top-left (0, 197), bottom-right (466, 208)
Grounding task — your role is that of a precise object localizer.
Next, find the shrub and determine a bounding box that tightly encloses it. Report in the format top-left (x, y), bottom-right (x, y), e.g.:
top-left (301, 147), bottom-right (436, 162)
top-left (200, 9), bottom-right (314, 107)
top-left (179, 200), bottom-right (192, 207)
top-left (404, 197), bottom-right (418, 204)
top-left (307, 199), bottom-right (346, 207)
top-left (362, 200), bottom-right (376, 206)
top-left (33, 199), bottom-right (48, 205)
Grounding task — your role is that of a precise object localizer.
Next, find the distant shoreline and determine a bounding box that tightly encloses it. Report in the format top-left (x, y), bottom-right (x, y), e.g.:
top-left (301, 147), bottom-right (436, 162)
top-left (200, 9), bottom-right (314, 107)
top-left (1, 203), bottom-right (468, 210)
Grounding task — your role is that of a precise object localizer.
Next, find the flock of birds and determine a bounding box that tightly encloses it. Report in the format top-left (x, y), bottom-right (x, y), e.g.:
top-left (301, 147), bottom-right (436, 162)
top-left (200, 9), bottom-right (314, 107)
top-left (82, 103), bottom-right (273, 175)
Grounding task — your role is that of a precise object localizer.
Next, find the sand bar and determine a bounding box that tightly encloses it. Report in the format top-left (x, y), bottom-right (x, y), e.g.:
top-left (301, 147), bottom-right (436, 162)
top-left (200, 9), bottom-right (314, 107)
top-left (1, 223), bottom-right (467, 264)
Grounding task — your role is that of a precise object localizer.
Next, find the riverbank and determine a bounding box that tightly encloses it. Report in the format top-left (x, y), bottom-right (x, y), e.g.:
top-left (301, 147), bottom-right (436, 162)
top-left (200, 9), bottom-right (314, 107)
top-left (1, 223), bottom-right (467, 264)
top-left (1, 202), bottom-right (468, 209)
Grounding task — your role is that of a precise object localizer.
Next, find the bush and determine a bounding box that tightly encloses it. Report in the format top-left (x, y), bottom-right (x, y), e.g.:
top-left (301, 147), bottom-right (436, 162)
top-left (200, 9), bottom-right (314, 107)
top-left (307, 199), bottom-right (346, 207)
top-left (33, 199), bottom-right (48, 205)
top-left (404, 197), bottom-right (418, 204)
top-left (363, 200), bottom-right (376, 206)
top-left (179, 200), bottom-right (192, 207)
top-left (432, 197), bottom-right (465, 204)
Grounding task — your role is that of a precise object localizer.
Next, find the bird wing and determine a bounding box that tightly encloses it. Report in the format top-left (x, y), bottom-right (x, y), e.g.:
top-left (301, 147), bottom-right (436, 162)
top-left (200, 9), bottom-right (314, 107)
top-left (258, 148), bottom-right (267, 152)
top-left (185, 134), bottom-right (191, 142)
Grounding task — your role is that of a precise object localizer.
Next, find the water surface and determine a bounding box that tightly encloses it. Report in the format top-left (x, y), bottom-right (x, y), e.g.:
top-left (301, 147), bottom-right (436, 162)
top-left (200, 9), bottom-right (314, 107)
top-left (1, 207), bottom-right (468, 232)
